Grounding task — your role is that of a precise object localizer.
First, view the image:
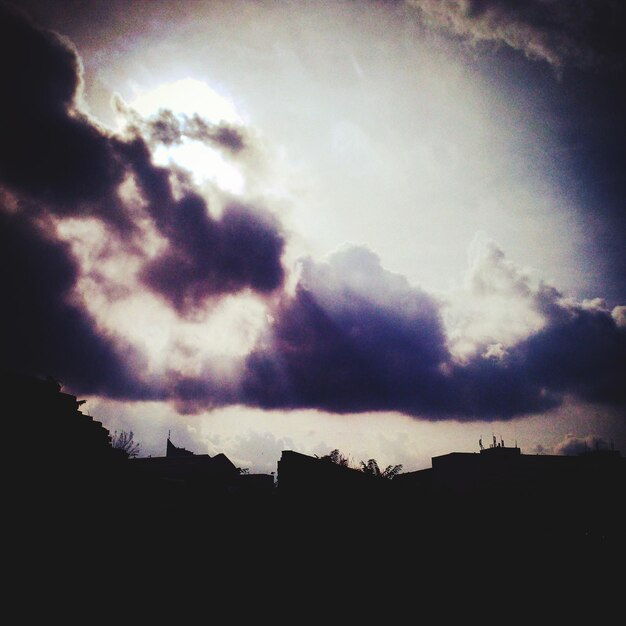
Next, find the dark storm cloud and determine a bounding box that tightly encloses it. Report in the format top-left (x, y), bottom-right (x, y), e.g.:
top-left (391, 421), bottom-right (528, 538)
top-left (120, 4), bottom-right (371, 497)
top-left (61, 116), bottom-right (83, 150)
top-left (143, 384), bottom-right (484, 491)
top-left (445, 356), bottom-right (561, 419)
top-left (407, 0), bottom-right (626, 70)
top-left (0, 2), bottom-right (285, 393)
top-left (0, 2), bottom-right (128, 227)
top-left (236, 247), bottom-right (626, 420)
top-left (515, 299), bottom-right (626, 406)
top-left (239, 248), bottom-right (532, 418)
top-left (164, 371), bottom-right (242, 415)
top-left (141, 198), bottom-right (285, 314)
top-left (0, 209), bottom-right (157, 399)
top-left (1, 2), bottom-right (285, 314)
top-left (117, 120), bottom-right (285, 315)
top-left (117, 137), bottom-right (285, 314)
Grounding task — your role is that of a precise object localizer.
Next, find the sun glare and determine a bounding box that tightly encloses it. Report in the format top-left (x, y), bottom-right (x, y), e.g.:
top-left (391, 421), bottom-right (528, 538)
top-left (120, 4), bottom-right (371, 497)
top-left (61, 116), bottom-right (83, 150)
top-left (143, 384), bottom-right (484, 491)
top-left (130, 78), bottom-right (243, 125)
top-left (151, 139), bottom-right (244, 193)
top-left (128, 78), bottom-right (246, 193)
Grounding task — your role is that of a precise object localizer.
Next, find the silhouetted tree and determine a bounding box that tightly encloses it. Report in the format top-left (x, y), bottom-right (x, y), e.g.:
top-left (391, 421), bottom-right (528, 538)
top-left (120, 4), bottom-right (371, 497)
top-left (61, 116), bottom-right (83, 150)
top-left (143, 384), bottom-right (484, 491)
top-left (317, 449), bottom-right (350, 466)
top-left (111, 430), bottom-right (141, 458)
top-left (359, 458), bottom-right (403, 479)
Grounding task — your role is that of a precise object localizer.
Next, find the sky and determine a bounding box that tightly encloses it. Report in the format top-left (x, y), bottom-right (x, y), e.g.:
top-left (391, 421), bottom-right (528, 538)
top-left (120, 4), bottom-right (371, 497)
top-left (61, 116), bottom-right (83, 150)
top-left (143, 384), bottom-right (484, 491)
top-left (1, 0), bottom-right (625, 474)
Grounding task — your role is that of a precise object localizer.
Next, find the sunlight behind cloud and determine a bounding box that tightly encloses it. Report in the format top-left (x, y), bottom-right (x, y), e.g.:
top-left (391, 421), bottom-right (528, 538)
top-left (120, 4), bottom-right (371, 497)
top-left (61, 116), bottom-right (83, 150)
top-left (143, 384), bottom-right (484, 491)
top-left (55, 216), bottom-right (269, 377)
top-left (151, 139), bottom-right (244, 193)
top-left (127, 78), bottom-right (246, 193)
top-left (129, 78), bottom-right (243, 125)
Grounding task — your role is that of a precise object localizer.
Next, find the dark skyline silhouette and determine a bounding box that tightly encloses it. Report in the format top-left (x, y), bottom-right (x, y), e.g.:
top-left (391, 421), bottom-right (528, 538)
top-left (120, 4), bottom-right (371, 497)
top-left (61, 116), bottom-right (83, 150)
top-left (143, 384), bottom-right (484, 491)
top-left (4, 365), bottom-right (622, 620)
top-left (6, 369), bottom-right (623, 549)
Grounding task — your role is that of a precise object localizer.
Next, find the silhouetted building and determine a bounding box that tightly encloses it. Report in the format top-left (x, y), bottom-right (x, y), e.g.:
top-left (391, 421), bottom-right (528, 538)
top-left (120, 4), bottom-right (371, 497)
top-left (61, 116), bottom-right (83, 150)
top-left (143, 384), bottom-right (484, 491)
top-left (393, 443), bottom-right (625, 548)
top-left (131, 436), bottom-right (238, 501)
top-left (1, 369), bottom-right (127, 520)
top-left (277, 449), bottom-right (390, 500)
top-left (2, 368), bottom-right (118, 460)
top-left (395, 443), bottom-right (624, 498)
top-left (275, 443), bottom-right (624, 554)
top-left (130, 436), bottom-right (275, 510)
top-left (166, 437), bottom-right (195, 457)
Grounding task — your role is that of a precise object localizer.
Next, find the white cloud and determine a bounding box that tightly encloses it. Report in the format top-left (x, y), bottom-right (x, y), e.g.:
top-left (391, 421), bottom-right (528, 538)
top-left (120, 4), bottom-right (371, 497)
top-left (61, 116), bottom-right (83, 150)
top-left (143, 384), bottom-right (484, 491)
top-left (443, 233), bottom-right (547, 361)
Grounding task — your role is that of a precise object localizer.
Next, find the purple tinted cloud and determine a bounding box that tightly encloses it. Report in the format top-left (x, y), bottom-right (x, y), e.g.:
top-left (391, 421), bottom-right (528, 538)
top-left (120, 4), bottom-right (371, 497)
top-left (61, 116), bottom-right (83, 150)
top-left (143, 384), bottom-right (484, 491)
top-left (1, 2), bottom-right (285, 308)
top-left (240, 247), bottom-right (548, 418)
top-left (1, 2), bottom-right (624, 421)
top-left (140, 199), bottom-right (285, 315)
top-left (0, 2), bottom-right (286, 390)
top-left (0, 210), bottom-right (157, 399)
top-left (239, 247), bottom-right (625, 420)
top-left (0, 3), bottom-right (129, 227)
top-left (515, 300), bottom-right (626, 405)
top-left (118, 137), bottom-right (285, 314)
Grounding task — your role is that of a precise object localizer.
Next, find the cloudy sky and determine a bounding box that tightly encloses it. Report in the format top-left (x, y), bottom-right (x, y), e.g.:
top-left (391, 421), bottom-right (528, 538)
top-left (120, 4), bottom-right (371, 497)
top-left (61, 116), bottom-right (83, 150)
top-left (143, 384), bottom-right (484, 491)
top-left (2, 0), bottom-right (625, 473)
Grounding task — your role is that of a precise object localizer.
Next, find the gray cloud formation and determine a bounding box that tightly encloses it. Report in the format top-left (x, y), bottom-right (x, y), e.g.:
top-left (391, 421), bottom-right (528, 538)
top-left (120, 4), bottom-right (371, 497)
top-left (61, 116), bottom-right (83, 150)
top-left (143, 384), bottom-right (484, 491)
top-left (117, 103), bottom-right (247, 153)
top-left (407, 0), bottom-right (626, 69)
